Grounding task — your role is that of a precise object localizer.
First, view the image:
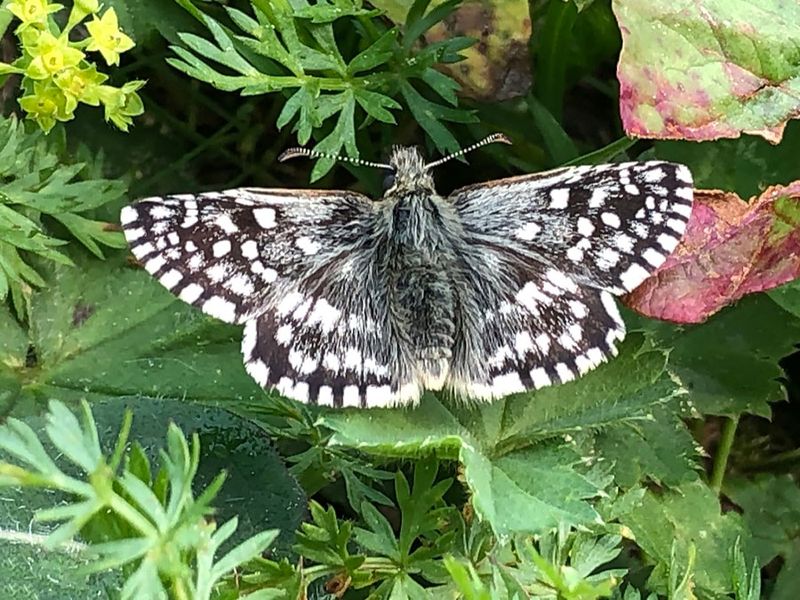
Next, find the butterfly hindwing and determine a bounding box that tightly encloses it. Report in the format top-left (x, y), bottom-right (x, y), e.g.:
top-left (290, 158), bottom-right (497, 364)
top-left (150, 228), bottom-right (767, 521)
top-left (241, 267), bottom-right (422, 408)
top-left (447, 248), bottom-right (625, 398)
top-left (451, 161), bottom-right (693, 296)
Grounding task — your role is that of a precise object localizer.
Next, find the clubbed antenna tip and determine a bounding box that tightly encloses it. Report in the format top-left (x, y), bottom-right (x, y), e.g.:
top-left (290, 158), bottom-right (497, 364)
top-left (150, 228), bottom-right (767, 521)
top-left (425, 133), bottom-right (513, 169)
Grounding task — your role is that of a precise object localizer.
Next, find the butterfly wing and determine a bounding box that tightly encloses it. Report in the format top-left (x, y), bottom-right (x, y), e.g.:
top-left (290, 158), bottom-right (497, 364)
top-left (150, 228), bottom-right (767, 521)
top-left (121, 188), bottom-right (420, 407)
top-left (447, 161), bottom-right (693, 397)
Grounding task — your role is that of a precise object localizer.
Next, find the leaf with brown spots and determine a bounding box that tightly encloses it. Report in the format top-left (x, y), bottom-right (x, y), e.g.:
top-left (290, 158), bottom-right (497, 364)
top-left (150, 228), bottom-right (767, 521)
top-left (373, 0), bottom-right (532, 101)
top-left (614, 0), bottom-right (800, 143)
top-left (625, 182), bottom-right (800, 323)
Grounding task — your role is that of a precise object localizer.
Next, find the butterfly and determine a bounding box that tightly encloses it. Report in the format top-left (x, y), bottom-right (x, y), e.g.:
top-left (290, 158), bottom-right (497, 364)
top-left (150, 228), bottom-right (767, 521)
top-left (120, 134), bottom-right (693, 408)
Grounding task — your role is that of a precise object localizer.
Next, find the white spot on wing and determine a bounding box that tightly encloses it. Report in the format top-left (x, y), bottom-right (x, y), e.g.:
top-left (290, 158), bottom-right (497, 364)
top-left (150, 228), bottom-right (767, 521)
top-left (343, 385), bottom-right (360, 407)
top-left (213, 239), bottom-right (231, 257)
top-left (549, 188), bottom-right (570, 209)
top-left (179, 283), bottom-right (203, 303)
top-left (203, 296), bottom-right (237, 322)
top-left (120, 206), bottom-right (138, 225)
top-left (530, 368), bottom-right (550, 388)
top-left (296, 236), bottom-right (321, 255)
top-left (253, 207), bottom-right (277, 228)
top-left (620, 263), bottom-right (651, 291)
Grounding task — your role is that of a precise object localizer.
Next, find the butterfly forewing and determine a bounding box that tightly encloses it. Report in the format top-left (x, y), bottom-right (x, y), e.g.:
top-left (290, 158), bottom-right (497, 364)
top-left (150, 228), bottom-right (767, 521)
top-left (451, 161), bottom-right (693, 295)
top-left (121, 188), bottom-right (373, 324)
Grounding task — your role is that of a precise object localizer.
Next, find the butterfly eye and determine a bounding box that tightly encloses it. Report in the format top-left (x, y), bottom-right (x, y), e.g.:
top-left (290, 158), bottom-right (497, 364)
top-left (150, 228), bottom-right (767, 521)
top-left (382, 170), bottom-right (396, 191)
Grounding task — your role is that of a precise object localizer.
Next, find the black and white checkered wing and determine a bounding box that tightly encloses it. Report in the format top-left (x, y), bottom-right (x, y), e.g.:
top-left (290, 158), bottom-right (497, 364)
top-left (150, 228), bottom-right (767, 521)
top-left (447, 161), bottom-right (693, 397)
top-left (121, 188), bottom-right (371, 324)
top-left (121, 188), bottom-right (418, 407)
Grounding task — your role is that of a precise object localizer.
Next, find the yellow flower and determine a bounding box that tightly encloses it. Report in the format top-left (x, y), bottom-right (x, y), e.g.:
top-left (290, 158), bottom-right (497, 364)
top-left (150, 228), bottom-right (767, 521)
top-left (98, 80), bottom-right (145, 131)
top-left (52, 64), bottom-right (107, 105)
top-left (19, 80), bottom-right (75, 133)
top-left (25, 31), bottom-right (85, 79)
top-left (7, 0), bottom-right (62, 27)
top-left (85, 8), bottom-right (134, 66)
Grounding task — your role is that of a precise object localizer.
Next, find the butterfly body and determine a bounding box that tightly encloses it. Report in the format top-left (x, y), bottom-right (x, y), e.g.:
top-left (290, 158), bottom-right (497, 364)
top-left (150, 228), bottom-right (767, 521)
top-left (121, 144), bottom-right (694, 408)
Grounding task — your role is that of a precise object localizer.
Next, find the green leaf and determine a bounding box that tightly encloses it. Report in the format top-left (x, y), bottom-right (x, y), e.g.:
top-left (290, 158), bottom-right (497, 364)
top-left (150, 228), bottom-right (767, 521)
top-left (726, 473), bottom-right (800, 599)
top-left (321, 335), bottom-right (681, 535)
top-left (594, 404), bottom-right (701, 488)
top-left (617, 479), bottom-right (754, 596)
top-left (354, 88), bottom-right (401, 124)
top-left (616, 1), bottom-right (800, 143)
top-left (0, 486), bottom-right (124, 598)
top-left (634, 294), bottom-right (800, 417)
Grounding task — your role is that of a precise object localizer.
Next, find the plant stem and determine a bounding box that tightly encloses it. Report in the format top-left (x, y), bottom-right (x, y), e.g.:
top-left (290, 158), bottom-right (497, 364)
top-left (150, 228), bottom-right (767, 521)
top-left (710, 416), bottom-right (738, 493)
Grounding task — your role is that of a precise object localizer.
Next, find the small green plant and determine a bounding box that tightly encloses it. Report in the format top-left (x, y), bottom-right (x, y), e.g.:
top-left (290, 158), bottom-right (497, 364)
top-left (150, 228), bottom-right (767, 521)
top-left (170, 0), bottom-right (475, 179)
top-left (0, 114), bottom-right (127, 316)
top-left (0, 399), bottom-right (277, 600)
top-left (0, 0), bottom-right (144, 132)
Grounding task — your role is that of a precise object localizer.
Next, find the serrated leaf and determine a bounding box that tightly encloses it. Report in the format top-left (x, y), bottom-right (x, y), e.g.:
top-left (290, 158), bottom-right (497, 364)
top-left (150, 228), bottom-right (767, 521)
top-left (615, 0), bottom-right (800, 143)
top-left (617, 479), bottom-right (754, 596)
top-left (625, 183), bottom-right (800, 324)
top-left (634, 294), bottom-right (800, 417)
top-left (595, 404), bottom-right (701, 488)
top-left (320, 335), bottom-right (681, 535)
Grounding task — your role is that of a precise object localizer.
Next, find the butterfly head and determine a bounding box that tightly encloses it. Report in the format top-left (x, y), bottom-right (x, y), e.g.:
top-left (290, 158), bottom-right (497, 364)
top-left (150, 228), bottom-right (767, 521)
top-left (384, 146), bottom-right (435, 195)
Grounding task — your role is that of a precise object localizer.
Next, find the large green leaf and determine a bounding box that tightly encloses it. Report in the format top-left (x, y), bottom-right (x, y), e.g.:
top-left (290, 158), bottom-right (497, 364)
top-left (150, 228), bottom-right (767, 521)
top-left (618, 479), bottom-right (754, 596)
top-left (1, 254), bottom-right (305, 552)
top-left (726, 474), bottom-right (800, 600)
top-left (614, 0), bottom-right (800, 143)
top-left (321, 335), bottom-right (682, 535)
top-left (0, 486), bottom-right (124, 599)
top-left (594, 404), bottom-right (701, 488)
top-left (18, 254), bottom-right (262, 404)
top-left (632, 295), bottom-right (800, 417)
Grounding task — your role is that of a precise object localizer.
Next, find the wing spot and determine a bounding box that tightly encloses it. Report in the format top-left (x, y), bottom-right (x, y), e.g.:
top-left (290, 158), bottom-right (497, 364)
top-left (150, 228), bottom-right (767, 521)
top-left (601, 212), bottom-right (621, 228)
top-left (620, 263), bottom-right (651, 291)
top-left (642, 247), bottom-right (665, 267)
top-left (588, 189), bottom-right (607, 208)
top-left (150, 205), bottom-right (174, 220)
top-left (657, 233), bottom-right (679, 253)
top-left (567, 246), bottom-right (584, 262)
top-left (241, 240), bottom-right (259, 259)
top-left (516, 222), bottom-right (542, 240)
top-left (672, 201), bottom-right (693, 217)
top-left (577, 217), bottom-right (595, 237)
top-left (144, 255), bottom-right (166, 274)
top-left (245, 359), bottom-right (269, 387)
top-left (643, 167), bottom-right (666, 183)
top-left (318, 386), bottom-right (334, 406)
top-left (159, 269), bottom-right (183, 289)
top-left (203, 296), bottom-right (237, 322)
top-left (212, 239), bottom-right (232, 257)
top-left (615, 233), bottom-right (635, 253)
top-left (296, 236), bottom-right (321, 255)
top-left (179, 283), bottom-right (203, 303)
top-left (535, 333), bottom-right (551, 353)
top-left (666, 218), bottom-right (686, 234)
top-left (491, 373), bottom-right (526, 396)
top-left (343, 385), bottom-right (360, 407)
top-left (530, 368), bottom-right (551, 388)
top-left (555, 363), bottom-right (575, 383)
top-left (549, 188), bottom-right (570, 209)
top-left (120, 206), bottom-right (138, 225)
top-left (215, 214), bottom-right (239, 234)
top-left (125, 227), bottom-right (144, 242)
top-left (253, 207), bottom-right (277, 229)
top-left (366, 385), bottom-right (392, 407)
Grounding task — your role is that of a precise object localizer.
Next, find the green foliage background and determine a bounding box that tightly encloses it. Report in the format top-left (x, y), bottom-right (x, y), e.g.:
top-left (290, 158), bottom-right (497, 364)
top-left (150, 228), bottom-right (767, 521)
top-left (0, 0), bottom-right (799, 599)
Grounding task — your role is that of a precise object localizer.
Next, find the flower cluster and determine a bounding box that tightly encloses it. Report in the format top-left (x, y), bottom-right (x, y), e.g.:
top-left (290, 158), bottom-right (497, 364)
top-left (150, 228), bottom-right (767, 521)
top-left (0, 0), bottom-right (144, 132)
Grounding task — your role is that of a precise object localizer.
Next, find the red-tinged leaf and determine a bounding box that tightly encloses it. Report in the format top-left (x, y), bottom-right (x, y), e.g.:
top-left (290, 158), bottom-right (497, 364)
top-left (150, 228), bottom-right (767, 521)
top-left (614, 0), bottom-right (800, 143)
top-left (625, 182), bottom-right (800, 323)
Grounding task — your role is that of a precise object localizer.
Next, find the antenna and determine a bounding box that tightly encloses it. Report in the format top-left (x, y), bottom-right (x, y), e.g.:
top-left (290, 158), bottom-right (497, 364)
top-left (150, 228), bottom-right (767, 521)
top-left (424, 133), bottom-right (512, 169)
top-left (278, 147), bottom-right (392, 170)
